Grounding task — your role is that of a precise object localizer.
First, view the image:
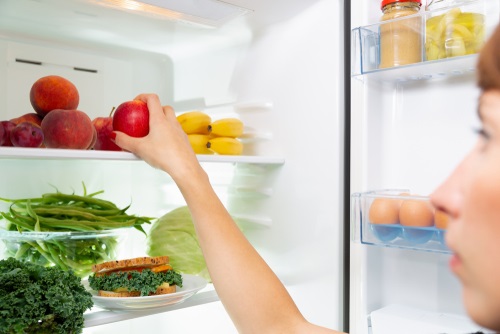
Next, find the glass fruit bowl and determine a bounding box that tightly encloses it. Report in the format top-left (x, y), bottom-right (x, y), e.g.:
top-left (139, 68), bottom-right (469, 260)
top-left (0, 228), bottom-right (130, 278)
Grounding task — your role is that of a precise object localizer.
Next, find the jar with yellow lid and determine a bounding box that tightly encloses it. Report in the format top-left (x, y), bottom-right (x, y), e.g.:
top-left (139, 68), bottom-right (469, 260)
top-left (425, 0), bottom-right (486, 60)
top-left (379, 0), bottom-right (423, 69)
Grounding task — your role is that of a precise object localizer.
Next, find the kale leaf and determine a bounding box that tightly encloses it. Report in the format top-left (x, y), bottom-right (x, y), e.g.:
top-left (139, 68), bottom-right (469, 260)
top-left (0, 257), bottom-right (93, 334)
top-left (88, 269), bottom-right (183, 296)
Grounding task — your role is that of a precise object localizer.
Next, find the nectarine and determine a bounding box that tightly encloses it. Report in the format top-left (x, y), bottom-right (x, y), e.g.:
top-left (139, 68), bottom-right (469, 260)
top-left (10, 113), bottom-right (43, 126)
top-left (41, 109), bottom-right (94, 149)
top-left (30, 75), bottom-right (79, 117)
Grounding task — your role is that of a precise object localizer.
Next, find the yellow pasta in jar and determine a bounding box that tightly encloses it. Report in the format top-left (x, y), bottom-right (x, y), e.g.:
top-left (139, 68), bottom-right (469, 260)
top-left (425, 8), bottom-right (485, 60)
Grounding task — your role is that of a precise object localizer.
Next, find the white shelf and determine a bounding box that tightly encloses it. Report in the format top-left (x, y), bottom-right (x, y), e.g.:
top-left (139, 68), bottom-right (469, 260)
top-left (0, 147), bottom-right (285, 165)
top-left (83, 290), bottom-right (220, 328)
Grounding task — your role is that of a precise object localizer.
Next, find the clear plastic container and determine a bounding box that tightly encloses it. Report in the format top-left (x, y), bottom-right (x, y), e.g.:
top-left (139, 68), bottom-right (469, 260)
top-left (351, 189), bottom-right (450, 253)
top-left (0, 228), bottom-right (130, 278)
top-left (425, 0), bottom-right (486, 60)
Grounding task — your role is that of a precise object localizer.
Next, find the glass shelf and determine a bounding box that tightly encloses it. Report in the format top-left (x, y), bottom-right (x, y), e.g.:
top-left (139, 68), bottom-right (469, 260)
top-left (84, 289), bottom-right (219, 328)
top-left (351, 190), bottom-right (451, 254)
top-left (352, 54), bottom-right (477, 83)
top-left (0, 147), bottom-right (285, 165)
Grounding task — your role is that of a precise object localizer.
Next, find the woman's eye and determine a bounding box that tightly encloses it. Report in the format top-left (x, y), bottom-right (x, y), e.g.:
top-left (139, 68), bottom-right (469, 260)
top-left (474, 127), bottom-right (491, 140)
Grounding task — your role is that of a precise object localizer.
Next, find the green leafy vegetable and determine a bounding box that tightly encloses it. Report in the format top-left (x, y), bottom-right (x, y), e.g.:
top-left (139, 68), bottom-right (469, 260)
top-left (88, 269), bottom-right (183, 296)
top-left (146, 206), bottom-right (211, 282)
top-left (0, 257), bottom-right (93, 334)
top-left (0, 184), bottom-right (155, 277)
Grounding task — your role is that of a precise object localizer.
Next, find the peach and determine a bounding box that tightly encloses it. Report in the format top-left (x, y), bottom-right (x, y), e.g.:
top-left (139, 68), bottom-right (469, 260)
top-left (30, 75), bottom-right (79, 117)
top-left (41, 109), bottom-right (94, 149)
top-left (10, 113), bottom-right (43, 126)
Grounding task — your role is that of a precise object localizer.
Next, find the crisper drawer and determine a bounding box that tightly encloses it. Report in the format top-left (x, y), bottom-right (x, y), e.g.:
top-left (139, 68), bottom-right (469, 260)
top-left (351, 190), bottom-right (450, 253)
top-left (351, 0), bottom-right (500, 77)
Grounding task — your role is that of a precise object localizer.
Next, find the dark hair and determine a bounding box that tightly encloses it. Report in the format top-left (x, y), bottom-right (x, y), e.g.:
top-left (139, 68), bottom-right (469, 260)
top-left (477, 24), bottom-right (500, 91)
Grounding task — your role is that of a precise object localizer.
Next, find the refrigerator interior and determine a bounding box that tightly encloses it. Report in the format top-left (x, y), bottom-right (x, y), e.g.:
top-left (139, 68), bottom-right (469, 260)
top-left (0, 0), bottom-right (346, 333)
top-left (350, 0), bottom-right (498, 333)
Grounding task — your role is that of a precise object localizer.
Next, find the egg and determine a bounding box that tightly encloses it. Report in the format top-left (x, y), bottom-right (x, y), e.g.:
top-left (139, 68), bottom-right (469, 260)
top-left (399, 199), bottom-right (434, 227)
top-left (434, 209), bottom-right (450, 229)
top-left (368, 198), bottom-right (399, 224)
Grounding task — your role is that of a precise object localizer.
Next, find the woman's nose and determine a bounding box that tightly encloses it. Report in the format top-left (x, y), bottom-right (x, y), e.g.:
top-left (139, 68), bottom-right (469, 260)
top-left (430, 154), bottom-right (470, 219)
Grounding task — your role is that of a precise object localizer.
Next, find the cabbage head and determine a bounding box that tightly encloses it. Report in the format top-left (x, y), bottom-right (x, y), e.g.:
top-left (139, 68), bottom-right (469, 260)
top-left (146, 206), bottom-right (211, 282)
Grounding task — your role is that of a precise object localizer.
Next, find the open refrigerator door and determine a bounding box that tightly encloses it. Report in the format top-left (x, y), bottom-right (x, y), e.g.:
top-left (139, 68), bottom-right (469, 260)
top-left (0, 0), bottom-right (347, 333)
top-left (349, 0), bottom-right (499, 333)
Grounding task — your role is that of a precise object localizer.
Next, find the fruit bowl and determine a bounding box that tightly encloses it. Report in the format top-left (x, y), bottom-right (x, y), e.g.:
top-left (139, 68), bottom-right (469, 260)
top-left (0, 228), bottom-right (130, 278)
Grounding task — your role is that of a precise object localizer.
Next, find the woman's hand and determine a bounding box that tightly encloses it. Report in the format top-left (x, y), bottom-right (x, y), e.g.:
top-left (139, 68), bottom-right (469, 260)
top-left (111, 93), bottom-right (202, 181)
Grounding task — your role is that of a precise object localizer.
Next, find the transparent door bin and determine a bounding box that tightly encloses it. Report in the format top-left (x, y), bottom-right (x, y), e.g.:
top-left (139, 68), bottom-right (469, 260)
top-left (351, 190), bottom-right (450, 253)
top-left (351, 0), bottom-right (499, 78)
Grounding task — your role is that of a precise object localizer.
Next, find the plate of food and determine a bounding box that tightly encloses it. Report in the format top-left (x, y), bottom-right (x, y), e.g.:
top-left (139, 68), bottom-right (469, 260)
top-left (82, 256), bottom-right (208, 310)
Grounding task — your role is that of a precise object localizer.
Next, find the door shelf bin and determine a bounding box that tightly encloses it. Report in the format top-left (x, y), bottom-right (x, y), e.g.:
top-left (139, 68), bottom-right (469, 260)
top-left (351, 190), bottom-right (450, 254)
top-left (351, 0), bottom-right (499, 78)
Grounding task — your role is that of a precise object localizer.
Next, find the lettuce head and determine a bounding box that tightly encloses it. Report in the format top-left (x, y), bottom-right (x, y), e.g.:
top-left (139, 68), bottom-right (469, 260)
top-left (146, 206), bottom-right (211, 282)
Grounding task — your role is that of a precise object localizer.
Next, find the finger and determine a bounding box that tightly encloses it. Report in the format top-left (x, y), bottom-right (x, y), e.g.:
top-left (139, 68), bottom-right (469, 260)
top-left (133, 93), bottom-right (152, 103)
top-left (112, 130), bottom-right (139, 154)
top-left (162, 105), bottom-right (174, 114)
top-left (162, 105), bottom-right (176, 119)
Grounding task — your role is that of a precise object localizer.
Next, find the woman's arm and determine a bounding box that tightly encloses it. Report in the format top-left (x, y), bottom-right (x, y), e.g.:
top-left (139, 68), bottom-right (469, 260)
top-left (113, 94), bottom-right (342, 334)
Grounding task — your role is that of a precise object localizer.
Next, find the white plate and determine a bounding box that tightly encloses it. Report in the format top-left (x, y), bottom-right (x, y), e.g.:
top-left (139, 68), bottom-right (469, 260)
top-left (82, 274), bottom-right (207, 311)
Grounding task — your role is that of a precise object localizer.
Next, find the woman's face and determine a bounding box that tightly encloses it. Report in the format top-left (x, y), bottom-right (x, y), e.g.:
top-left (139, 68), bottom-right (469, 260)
top-left (431, 89), bottom-right (500, 330)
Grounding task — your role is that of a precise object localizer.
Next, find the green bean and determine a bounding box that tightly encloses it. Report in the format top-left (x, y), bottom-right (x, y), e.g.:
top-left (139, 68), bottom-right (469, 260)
top-left (26, 241), bottom-right (68, 271)
top-left (30, 205), bottom-right (124, 216)
top-left (5, 209), bottom-right (36, 230)
top-left (29, 207), bottom-right (119, 222)
top-left (36, 216), bottom-right (136, 229)
top-left (41, 193), bottom-right (119, 210)
top-left (14, 242), bottom-right (32, 259)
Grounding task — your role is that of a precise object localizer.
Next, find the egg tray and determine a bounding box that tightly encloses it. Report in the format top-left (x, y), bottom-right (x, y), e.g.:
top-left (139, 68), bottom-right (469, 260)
top-left (351, 190), bottom-right (451, 254)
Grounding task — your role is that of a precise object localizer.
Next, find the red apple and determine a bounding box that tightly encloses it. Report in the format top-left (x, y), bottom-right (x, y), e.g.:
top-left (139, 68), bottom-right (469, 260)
top-left (41, 109), bottom-right (94, 149)
top-left (10, 122), bottom-right (44, 148)
top-left (112, 100), bottom-right (149, 138)
top-left (10, 113), bottom-right (43, 126)
top-left (30, 75), bottom-right (79, 117)
top-left (87, 127), bottom-right (97, 150)
top-left (92, 116), bottom-right (122, 151)
top-left (1, 121), bottom-right (16, 146)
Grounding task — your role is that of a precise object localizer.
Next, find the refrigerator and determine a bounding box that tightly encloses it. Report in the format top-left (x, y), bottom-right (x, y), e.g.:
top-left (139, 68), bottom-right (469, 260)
top-left (0, 0), bottom-right (497, 333)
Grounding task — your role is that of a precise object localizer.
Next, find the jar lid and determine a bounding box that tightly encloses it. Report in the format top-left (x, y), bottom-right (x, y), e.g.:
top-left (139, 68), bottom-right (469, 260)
top-left (381, 0), bottom-right (422, 10)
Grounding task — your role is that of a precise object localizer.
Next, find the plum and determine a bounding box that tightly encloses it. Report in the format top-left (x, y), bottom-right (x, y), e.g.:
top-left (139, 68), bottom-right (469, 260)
top-left (1, 121), bottom-right (16, 146)
top-left (10, 122), bottom-right (44, 148)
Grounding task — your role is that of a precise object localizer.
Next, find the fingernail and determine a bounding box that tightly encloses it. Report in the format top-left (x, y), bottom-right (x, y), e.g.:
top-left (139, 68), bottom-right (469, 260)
top-left (110, 132), bottom-right (117, 140)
